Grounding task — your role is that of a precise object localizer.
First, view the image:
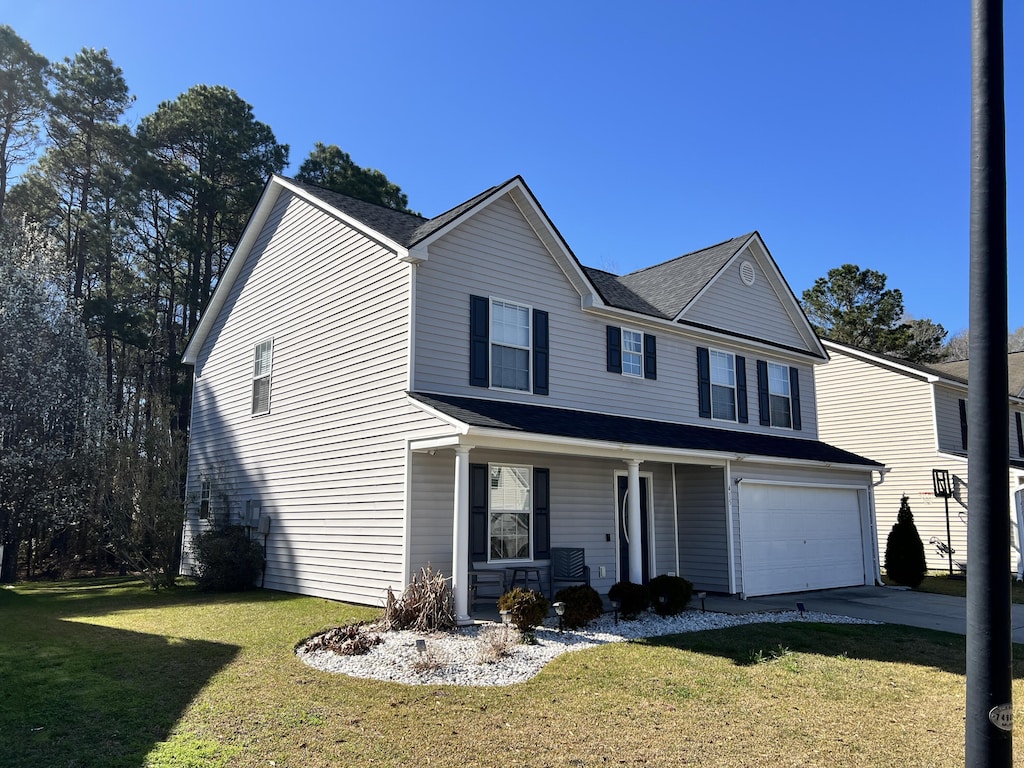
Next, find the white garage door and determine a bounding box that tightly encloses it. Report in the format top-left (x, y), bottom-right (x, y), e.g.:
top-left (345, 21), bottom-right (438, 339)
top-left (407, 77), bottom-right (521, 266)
top-left (739, 483), bottom-right (866, 597)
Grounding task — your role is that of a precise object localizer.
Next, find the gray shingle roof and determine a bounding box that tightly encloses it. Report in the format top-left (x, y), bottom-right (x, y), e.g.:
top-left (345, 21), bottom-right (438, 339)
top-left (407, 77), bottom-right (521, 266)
top-left (411, 392), bottom-right (881, 467)
top-left (930, 351), bottom-right (1024, 398)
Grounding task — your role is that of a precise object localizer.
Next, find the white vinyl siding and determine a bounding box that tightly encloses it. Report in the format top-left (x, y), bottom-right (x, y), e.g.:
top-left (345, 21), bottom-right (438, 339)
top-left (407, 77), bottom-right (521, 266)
top-left (682, 250), bottom-right (809, 350)
top-left (410, 195), bottom-right (821, 438)
top-left (182, 190), bottom-right (450, 604)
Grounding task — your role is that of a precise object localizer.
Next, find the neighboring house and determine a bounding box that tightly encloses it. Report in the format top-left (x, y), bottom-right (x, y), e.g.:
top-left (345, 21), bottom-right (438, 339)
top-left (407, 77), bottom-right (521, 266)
top-left (180, 174), bottom-right (883, 620)
top-left (815, 341), bottom-right (1024, 574)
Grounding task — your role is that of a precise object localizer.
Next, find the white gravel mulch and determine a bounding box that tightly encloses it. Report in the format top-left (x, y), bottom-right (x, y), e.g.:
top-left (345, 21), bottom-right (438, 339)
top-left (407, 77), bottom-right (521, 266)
top-left (297, 609), bottom-right (878, 687)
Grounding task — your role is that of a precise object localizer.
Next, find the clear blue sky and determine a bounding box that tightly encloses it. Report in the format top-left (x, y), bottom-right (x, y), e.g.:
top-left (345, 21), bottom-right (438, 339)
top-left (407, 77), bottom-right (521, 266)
top-left (7, 1), bottom-right (1022, 336)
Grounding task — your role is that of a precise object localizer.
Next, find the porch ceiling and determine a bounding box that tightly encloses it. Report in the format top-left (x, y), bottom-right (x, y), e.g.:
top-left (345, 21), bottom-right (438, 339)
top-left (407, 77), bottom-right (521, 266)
top-left (408, 392), bottom-right (882, 469)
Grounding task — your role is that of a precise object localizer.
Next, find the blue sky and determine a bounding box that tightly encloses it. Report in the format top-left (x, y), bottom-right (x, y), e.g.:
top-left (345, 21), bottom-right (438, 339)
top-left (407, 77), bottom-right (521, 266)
top-left (7, 1), bottom-right (1021, 336)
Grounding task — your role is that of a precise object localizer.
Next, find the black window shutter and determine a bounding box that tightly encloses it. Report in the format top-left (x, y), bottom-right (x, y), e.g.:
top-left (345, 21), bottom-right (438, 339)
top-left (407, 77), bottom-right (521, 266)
top-left (533, 467), bottom-right (551, 560)
top-left (533, 309), bottom-right (549, 395)
top-left (959, 398), bottom-right (968, 450)
top-left (756, 360), bottom-right (771, 426)
top-left (469, 295), bottom-right (489, 387)
top-left (1017, 412), bottom-right (1024, 457)
top-left (606, 326), bottom-right (622, 373)
top-left (736, 355), bottom-right (748, 423)
top-left (697, 347), bottom-right (711, 418)
top-left (643, 334), bottom-right (657, 380)
top-left (469, 463), bottom-right (488, 561)
top-left (789, 366), bottom-right (802, 431)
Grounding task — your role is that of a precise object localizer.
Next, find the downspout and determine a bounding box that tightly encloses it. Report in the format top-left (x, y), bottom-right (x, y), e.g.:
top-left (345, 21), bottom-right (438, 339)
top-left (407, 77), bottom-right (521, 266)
top-left (870, 467), bottom-right (890, 586)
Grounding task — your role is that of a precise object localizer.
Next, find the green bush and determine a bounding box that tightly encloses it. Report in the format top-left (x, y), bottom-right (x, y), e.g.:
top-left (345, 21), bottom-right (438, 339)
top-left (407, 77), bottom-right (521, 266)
top-left (884, 495), bottom-right (927, 588)
top-left (608, 581), bottom-right (650, 619)
top-left (648, 574), bottom-right (693, 616)
top-left (190, 526), bottom-right (264, 591)
top-left (497, 587), bottom-right (550, 638)
top-left (553, 584), bottom-right (604, 630)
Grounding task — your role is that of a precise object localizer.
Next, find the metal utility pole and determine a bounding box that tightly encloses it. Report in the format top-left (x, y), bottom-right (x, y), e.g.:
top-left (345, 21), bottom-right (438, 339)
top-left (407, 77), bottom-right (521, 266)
top-left (966, 0), bottom-right (1012, 765)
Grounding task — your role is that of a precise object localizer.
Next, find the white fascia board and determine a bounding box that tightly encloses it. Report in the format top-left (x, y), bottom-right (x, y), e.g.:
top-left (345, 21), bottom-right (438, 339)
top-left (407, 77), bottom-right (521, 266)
top-left (405, 393), bottom-right (472, 433)
top-left (183, 179), bottom-right (282, 364)
top-left (732, 453), bottom-right (887, 474)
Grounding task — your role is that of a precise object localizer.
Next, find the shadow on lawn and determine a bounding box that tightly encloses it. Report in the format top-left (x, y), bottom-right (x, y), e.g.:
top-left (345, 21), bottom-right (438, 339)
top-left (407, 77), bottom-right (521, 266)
top-left (0, 586), bottom-right (240, 768)
top-left (638, 620), bottom-right (1024, 679)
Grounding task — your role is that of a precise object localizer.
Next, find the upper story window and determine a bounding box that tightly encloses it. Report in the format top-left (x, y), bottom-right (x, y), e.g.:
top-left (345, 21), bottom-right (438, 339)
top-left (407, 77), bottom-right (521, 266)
top-left (622, 330), bottom-right (643, 376)
top-left (756, 360), bottom-right (802, 431)
top-left (252, 339), bottom-right (273, 415)
top-left (766, 362), bottom-right (792, 428)
top-left (489, 464), bottom-right (532, 561)
top-left (606, 326), bottom-right (657, 379)
top-left (697, 347), bottom-right (748, 423)
top-left (470, 295), bottom-right (549, 395)
top-left (490, 300), bottom-right (531, 391)
top-left (710, 350), bottom-right (737, 421)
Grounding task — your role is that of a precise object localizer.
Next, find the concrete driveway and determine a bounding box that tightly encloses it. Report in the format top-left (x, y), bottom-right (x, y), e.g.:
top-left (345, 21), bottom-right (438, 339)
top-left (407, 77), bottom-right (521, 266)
top-left (703, 584), bottom-right (1024, 643)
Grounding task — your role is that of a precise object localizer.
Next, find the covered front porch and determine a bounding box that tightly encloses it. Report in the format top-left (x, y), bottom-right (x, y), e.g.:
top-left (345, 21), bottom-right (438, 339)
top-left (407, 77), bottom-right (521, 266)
top-left (406, 392), bottom-right (882, 623)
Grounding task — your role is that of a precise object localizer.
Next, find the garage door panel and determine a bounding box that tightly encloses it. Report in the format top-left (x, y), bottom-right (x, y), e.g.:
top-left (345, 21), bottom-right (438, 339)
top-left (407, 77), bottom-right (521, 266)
top-left (740, 484), bottom-right (866, 597)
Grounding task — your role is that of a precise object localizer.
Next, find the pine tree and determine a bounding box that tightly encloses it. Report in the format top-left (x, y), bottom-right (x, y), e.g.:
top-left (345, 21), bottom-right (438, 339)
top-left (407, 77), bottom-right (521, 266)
top-left (884, 495), bottom-right (928, 587)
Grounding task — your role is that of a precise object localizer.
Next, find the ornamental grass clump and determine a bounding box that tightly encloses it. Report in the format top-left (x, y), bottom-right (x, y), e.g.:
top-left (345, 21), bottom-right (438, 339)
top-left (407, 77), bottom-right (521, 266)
top-left (299, 623), bottom-right (383, 656)
top-left (497, 587), bottom-right (549, 641)
top-left (381, 564), bottom-right (456, 632)
top-left (608, 581), bottom-right (649, 620)
top-left (884, 495), bottom-right (928, 588)
top-left (552, 584), bottom-right (604, 630)
top-left (648, 574), bottom-right (693, 616)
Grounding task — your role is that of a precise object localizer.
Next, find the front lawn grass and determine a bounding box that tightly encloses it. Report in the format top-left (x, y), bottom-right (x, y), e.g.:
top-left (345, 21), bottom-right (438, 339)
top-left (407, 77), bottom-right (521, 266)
top-left (886, 572), bottom-right (1024, 603)
top-left (3, 577), bottom-right (1022, 768)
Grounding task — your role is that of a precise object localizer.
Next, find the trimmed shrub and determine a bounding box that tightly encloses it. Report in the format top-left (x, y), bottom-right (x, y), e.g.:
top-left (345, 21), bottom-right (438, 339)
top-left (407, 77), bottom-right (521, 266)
top-left (497, 587), bottom-right (550, 638)
top-left (553, 584), bottom-right (604, 630)
top-left (381, 564), bottom-right (456, 632)
top-left (648, 574), bottom-right (693, 616)
top-left (884, 495), bottom-right (928, 587)
top-left (190, 526), bottom-right (264, 591)
top-left (608, 580), bottom-right (650, 619)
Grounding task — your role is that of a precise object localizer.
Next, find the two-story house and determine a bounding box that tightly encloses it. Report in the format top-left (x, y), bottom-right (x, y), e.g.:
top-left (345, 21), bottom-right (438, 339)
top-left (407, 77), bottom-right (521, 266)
top-left (181, 175), bottom-right (883, 620)
top-left (815, 340), bottom-right (1024, 575)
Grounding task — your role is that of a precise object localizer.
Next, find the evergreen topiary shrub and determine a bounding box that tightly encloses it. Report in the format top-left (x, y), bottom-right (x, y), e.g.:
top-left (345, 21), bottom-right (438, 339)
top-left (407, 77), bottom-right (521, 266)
top-left (191, 526), bottom-right (264, 591)
top-left (497, 587), bottom-right (550, 640)
top-left (608, 580), bottom-right (650, 619)
top-left (884, 495), bottom-right (928, 587)
top-left (553, 584), bottom-right (604, 630)
top-left (648, 574), bottom-right (693, 616)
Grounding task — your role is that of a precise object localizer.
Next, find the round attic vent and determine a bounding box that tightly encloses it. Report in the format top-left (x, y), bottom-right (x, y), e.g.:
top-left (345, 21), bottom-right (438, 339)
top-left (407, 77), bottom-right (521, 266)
top-left (739, 260), bottom-right (756, 286)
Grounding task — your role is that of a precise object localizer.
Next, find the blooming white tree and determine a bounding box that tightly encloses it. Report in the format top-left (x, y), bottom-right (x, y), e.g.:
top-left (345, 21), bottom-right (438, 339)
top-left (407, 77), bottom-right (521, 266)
top-left (0, 221), bottom-right (106, 581)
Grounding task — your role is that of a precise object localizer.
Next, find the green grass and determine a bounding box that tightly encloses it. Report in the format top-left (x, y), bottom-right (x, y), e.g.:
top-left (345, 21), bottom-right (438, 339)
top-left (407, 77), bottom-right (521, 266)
top-left (3, 577), bottom-right (1023, 767)
top-left (886, 572), bottom-right (1024, 603)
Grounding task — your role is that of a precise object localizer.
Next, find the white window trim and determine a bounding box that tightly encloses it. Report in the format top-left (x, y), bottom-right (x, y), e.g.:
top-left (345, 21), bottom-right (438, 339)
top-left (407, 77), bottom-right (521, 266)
top-left (252, 338), bottom-right (274, 416)
top-left (709, 349), bottom-right (738, 423)
top-left (487, 462), bottom-right (534, 564)
top-left (488, 298), bottom-right (532, 393)
top-left (199, 479), bottom-right (212, 519)
top-left (621, 327), bottom-right (644, 378)
top-left (766, 360), bottom-right (794, 430)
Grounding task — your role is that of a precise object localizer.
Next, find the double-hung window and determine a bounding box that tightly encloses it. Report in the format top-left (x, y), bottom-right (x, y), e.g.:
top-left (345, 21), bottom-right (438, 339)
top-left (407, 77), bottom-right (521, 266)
top-left (767, 362), bottom-right (792, 428)
top-left (710, 350), bottom-right (737, 421)
top-left (252, 339), bottom-right (273, 415)
top-left (199, 479), bottom-right (212, 519)
top-left (490, 300), bottom-right (531, 391)
top-left (489, 464), bottom-right (532, 561)
top-left (621, 330), bottom-right (643, 376)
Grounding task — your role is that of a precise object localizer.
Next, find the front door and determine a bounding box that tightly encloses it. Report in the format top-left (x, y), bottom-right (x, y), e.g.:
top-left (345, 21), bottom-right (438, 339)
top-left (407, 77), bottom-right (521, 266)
top-left (616, 475), bottom-right (651, 583)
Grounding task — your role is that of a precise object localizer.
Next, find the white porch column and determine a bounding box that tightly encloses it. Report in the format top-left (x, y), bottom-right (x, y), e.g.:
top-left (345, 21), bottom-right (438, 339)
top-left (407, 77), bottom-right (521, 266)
top-left (452, 446), bottom-right (472, 624)
top-left (626, 458), bottom-right (643, 583)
